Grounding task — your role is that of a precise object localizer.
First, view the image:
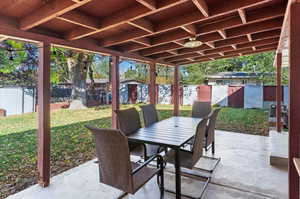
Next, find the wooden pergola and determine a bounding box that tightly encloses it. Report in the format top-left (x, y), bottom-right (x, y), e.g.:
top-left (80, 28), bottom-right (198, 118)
top-left (1, 0), bottom-right (299, 198)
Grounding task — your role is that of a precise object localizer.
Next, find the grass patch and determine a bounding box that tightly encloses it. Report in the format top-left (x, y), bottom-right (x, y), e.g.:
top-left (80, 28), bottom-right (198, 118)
top-left (0, 105), bottom-right (268, 198)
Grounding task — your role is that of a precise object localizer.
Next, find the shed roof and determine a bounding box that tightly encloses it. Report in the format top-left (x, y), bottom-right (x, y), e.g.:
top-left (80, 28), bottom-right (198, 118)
top-left (207, 72), bottom-right (260, 79)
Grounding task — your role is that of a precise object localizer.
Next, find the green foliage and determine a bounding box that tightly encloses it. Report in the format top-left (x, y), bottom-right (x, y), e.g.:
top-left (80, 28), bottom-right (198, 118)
top-left (181, 52), bottom-right (287, 85)
top-left (156, 64), bottom-right (174, 84)
top-left (0, 40), bottom-right (111, 86)
top-left (122, 61), bottom-right (149, 83)
top-left (0, 40), bottom-right (38, 86)
top-left (92, 55), bottom-right (110, 79)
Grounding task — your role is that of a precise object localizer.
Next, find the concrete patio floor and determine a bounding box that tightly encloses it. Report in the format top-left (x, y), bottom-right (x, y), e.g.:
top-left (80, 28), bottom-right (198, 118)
top-left (7, 130), bottom-right (288, 199)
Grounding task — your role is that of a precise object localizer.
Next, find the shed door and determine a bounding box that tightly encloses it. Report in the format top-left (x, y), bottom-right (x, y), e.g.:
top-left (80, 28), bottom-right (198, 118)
top-left (228, 86), bottom-right (244, 108)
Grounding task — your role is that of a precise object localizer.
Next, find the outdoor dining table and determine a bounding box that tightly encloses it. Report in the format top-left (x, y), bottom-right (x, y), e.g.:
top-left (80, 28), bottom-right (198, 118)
top-left (128, 116), bottom-right (202, 199)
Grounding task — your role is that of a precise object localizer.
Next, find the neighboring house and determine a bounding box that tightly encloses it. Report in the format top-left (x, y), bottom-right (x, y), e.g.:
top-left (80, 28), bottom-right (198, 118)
top-left (207, 72), bottom-right (262, 85)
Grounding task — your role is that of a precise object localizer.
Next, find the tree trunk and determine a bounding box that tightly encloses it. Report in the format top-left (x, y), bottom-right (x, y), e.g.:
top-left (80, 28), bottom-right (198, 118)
top-left (68, 52), bottom-right (92, 109)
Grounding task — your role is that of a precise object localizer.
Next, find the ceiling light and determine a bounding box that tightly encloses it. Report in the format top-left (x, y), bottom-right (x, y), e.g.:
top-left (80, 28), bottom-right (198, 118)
top-left (184, 37), bottom-right (202, 48)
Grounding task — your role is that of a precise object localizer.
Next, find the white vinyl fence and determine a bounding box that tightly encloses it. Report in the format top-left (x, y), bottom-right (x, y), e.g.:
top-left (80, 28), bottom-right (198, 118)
top-left (183, 85), bottom-right (198, 105)
top-left (212, 85), bottom-right (228, 106)
top-left (0, 87), bottom-right (36, 116)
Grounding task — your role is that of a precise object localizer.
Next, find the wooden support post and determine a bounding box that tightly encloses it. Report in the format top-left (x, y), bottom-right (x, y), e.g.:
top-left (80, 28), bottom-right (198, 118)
top-left (149, 62), bottom-right (156, 105)
top-left (173, 65), bottom-right (180, 116)
top-left (37, 42), bottom-right (51, 187)
top-left (289, 3), bottom-right (300, 199)
top-left (276, 53), bottom-right (282, 132)
top-left (111, 55), bottom-right (120, 129)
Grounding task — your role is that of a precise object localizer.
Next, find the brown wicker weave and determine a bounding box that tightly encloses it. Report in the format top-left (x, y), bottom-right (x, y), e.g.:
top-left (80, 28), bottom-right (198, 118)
top-left (191, 101), bottom-right (211, 118)
top-left (86, 126), bottom-right (164, 196)
top-left (205, 108), bottom-right (221, 154)
top-left (115, 108), bottom-right (146, 158)
top-left (140, 104), bottom-right (167, 157)
top-left (140, 104), bottom-right (159, 127)
top-left (164, 118), bottom-right (208, 169)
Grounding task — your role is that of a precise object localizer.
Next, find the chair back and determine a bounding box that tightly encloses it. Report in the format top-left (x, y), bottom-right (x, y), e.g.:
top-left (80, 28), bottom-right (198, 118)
top-left (116, 108), bottom-right (141, 135)
top-left (206, 108), bottom-right (221, 145)
top-left (192, 101), bottom-right (211, 118)
top-left (140, 104), bottom-right (159, 127)
top-left (86, 126), bottom-right (133, 193)
top-left (191, 118), bottom-right (208, 165)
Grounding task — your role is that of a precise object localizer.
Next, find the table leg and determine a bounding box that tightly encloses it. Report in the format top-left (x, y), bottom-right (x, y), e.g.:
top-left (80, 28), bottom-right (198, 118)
top-left (175, 148), bottom-right (181, 199)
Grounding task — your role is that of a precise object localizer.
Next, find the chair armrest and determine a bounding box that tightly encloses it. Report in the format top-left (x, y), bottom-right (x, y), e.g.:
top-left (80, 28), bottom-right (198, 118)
top-left (132, 154), bottom-right (163, 175)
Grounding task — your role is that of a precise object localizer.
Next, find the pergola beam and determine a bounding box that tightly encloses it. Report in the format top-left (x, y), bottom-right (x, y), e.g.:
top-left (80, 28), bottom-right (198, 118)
top-left (66, 0), bottom-right (188, 40)
top-left (99, 0), bottom-right (281, 48)
top-left (136, 0), bottom-right (157, 10)
top-left (163, 36), bottom-right (280, 62)
top-left (191, 0), bottom-right (209, 17)
top-left (133, 37), bottom-right (152, 46)
top-left (169, 42), bottom-right (278, 63)
top-left (238, 9), bottom-right (247, 24)
top-left (181, 24), bottom-right (197, 35)
top-left (174, 47), bottom-right (276, 65)
top-left (57, 10), bottom-right (99, 30)
top-left (157, 30), bottom-right (280, 60)
top-left (0, 16), bottom-right (174, 66)
top-left (20, 0), bottom-right (92, 30)
top-left (247, 34), bottom-right (253, 41)
top-left (218, 30), bottom-right (227, 39)
top-left (140, 42), bottom-right (181, 56)
top-left (0, 36), bottom-right (8, 42)
top-left (206, 41), bottom-right (215, 48)
top-left (127, 18), bottom-right (155, 33)
top-left (120, 8), bottom-right (284, 52)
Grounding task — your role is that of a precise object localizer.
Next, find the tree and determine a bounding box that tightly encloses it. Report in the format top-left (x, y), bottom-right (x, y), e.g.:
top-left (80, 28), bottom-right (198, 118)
top-left (180, 52), bottom-right (286, 85)
top-left (0, 40), bottom-right (38, 86)
top-left (122, 61), bottom-right (149, 83)
top-left (0, 40), bottom-right (110, 107)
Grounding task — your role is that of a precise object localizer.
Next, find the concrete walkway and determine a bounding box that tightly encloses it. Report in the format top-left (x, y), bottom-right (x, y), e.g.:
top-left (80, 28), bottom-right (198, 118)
top-left (7, 130), bottom-right (288, 199)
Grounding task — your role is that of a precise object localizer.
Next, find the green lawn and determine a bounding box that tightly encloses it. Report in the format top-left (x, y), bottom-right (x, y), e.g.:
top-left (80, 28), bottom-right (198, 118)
top-left (0, 105), bottom-right (268, 198)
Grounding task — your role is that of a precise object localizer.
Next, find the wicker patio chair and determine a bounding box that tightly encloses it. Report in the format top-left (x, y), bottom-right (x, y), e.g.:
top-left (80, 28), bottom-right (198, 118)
top-left (191, 101), bottom-right (211, 118)
top-left (140, 104), bottom-right (159, 127)
top-left (115, 108), bottom-right (147, 159)
top-left (204, 108), bottom-right (221, 154)
top-left (164, 119), bottom-right (210, 199)
top-left (140, 104), bottom-right (166, 156)
top-left (86, 126), bottom-right (164, 198)
top-left (116, 108), bottom-right (163, 160)
top-left (186, 101), bottom-right (211, 147)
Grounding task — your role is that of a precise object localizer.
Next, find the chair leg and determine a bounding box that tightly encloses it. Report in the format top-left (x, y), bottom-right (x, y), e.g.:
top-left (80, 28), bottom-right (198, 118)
top-left (143, 143), bottom-right (148, 161)
top-left (212, 141), bottom-right (215, 155)
top-left (165, 172), bottom-right (210, 199)
top-left (156, 156), bottom-right (164, 199)
top-left (160, 165), bottom-right (164, 199)
top-left (205, 139), bottom-right (208, 152)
